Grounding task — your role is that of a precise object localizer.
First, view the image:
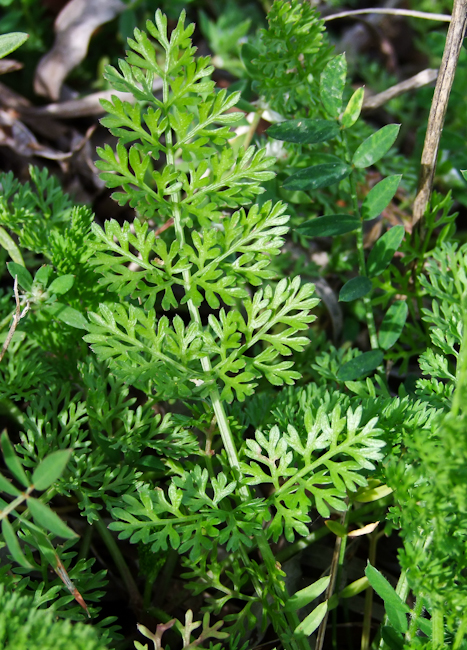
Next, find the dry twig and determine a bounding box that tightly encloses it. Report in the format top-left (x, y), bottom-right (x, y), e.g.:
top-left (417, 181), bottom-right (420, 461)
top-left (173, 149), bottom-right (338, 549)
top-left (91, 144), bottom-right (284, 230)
top-left (0, 277), bottom-right (30, 364)
top-left (324, 8), bottom-right (451, 23)
top-left (362, 69), bottom-right (439, 111)
top-left (412, 0), bottom-right (467, 231)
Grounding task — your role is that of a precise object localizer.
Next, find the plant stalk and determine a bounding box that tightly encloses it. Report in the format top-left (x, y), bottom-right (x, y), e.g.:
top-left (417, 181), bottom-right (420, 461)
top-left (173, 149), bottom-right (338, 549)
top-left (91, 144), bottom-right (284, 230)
top-left (412, 0), bottom-right (467, 233)
top-left (93, 513), bottom-right (144, 611)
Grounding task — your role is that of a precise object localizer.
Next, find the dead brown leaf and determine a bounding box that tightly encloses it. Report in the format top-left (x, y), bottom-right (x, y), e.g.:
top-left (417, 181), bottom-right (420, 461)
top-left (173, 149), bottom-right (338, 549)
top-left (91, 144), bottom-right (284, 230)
top-left (34, 0), bottom-right (126, 100)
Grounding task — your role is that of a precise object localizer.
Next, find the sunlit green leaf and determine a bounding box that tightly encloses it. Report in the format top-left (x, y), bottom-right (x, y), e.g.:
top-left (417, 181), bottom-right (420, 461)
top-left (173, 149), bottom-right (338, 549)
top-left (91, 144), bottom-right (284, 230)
top-left (365, 564), bottom-right (409, 633)
top-left (339, 276), bottom-right (372, 302)
top-left (362, 175), bottom-right (401, 221)
top-left (32, 450), bottom-right (72, 491)
top-left (341, 87), bottom-right (364, 128)
top-left (352, 124), bottom-right (401, 169)
top-left (0, 227), bottom-right (24, 265)
top-left (268, 119), bottom-right (340, 144)
top-left (48, 275), bottom-right (75, 296)
top-left (320, 54), bottom-right (347, 118)
top-left (0, 32), bottom-right (28, 59)
top-left (325, 520), bottom-right (347, 537)
top-left (340, 576), bottom-right (370, 598)
top-left (367, 225), bottom-right (405, 277)
top-left (285, 577), bottom-right (330, 612)
top-left (35, 265), bottom-right (52, 286)
top-left (378, 301), bottom-right (408, 350)
top-left (294, 601), bottom-right (328, 638)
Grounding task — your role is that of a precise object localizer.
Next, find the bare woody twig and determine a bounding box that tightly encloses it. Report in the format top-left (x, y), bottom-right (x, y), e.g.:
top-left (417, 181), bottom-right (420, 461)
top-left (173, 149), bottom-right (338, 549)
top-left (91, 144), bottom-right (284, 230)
top-left (362, 68), bottom-right (439, 111)
top-left (0, 277), bottom-right (30, 364)
top-left (412, 0), bottom-right (467, 231)
top-left (324, 8), bottom-right (451, 23)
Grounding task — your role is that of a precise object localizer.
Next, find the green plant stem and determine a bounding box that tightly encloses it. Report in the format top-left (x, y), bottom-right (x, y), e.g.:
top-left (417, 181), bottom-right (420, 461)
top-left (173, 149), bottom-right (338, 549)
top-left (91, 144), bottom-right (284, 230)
top-left (432, 608), bottom-right (444, 648)
top-left (453, 615), bottom-right (467, 650)
top-left (332, 527), bottom-right (349, 650)
top-left (162, 66), bottom-right (305, 650)
top-left (405, 594), bottom-right (424, 645)
top-left (153, 548), bottom-right (179, 609)
top-left (77, 524), bottom-right (93, 561)
top-left (162, 73), bottom-right (248, 499)
top-left (147, 605), bottom-right (185, 636)
top-left (316, 507), bottom-right (349, 650)
top-left (342, 133), bottom-right (379, 350)
top-left (92, 513), bottom-right (143, 611)
top-left (0, 486), bottom-right (33, 521)
top-left (361, 531), bottom-right (383, 650)
top-left (255, 533), bottom-right (309, 650)
top-left (451, 295), bottom-right (467, 418)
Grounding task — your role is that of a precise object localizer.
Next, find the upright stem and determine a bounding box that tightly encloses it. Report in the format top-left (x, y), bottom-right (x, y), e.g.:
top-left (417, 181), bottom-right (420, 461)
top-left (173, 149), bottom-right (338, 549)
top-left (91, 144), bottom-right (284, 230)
top-left (161, 68), bottom-right (307, 650)
top-left (316, 507), bottom-right (349, 650)
top-left (405, 594), bottom-right (424, 645)
top-left (412, 0), bottom-right (467, 232)
top-left (361, 531), bottom-right (382, 650)
top-left (93, 513), bottom-right (143, 611)
top-left (432, 608), bottom-right (444, 648)
top-left (342, 133), bottom-right (379, 350)
top-left (162, 73), bottom-right (248, 499)
top-left (453, 615), bottom-right (467, 650)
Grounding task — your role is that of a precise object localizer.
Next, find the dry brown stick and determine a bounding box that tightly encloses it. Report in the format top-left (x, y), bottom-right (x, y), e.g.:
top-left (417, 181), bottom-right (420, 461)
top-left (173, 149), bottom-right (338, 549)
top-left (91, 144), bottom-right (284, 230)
top-left (0, 277), bottom-right (30, 364)
top-left (412, 0), bottom-right (467, 230)
top-left (324, 8), bottom-right (451, 23)
top-left (362, 68), bottom-right (438, 111)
